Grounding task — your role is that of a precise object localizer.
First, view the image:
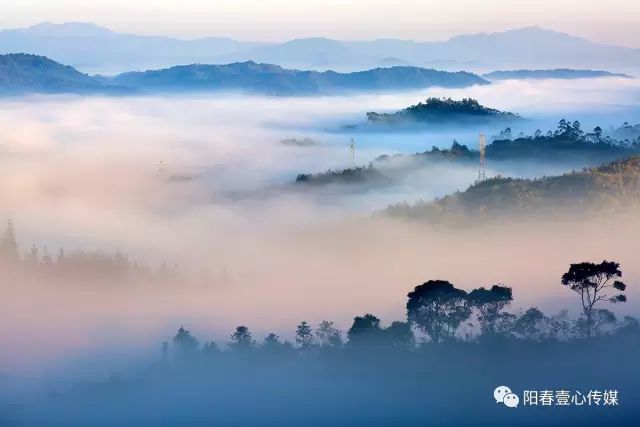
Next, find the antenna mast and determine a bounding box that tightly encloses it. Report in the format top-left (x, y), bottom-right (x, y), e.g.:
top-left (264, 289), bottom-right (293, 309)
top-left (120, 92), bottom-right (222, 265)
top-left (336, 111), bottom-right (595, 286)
top-left (477, 133), bottom-right (486, 183)
top-left (348, 138), bottom-right (356, 168)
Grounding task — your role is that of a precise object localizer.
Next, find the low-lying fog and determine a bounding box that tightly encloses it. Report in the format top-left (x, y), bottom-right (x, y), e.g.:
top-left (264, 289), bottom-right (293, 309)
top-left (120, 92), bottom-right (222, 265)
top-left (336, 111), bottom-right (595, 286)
top-left (1, 77), bottom-right (639, 378)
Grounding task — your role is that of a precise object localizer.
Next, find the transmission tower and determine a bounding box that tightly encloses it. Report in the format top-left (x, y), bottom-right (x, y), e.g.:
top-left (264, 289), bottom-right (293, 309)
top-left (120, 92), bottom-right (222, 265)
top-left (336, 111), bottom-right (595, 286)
top-left (477, 133), bottom-right (486, 183)
top-left (348, 138), bottom-right (356, 168)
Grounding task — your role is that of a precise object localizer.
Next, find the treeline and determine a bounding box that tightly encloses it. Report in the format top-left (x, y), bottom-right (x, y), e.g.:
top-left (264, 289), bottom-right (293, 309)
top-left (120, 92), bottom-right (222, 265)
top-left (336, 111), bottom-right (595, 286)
top-left (295, 164), bottom-right (391, 186)
top-left (494, 119), bottom-right (640, 147)
top-left (166, 260), bottom-right (635, 359)
top-left (0, 219), bottom-right (177, 282)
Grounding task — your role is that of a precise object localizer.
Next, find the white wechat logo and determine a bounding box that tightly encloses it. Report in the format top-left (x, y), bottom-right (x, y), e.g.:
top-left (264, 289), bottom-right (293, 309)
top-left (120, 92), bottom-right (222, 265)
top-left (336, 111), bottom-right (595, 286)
top-left (494, 385), bottom-right (519, 408)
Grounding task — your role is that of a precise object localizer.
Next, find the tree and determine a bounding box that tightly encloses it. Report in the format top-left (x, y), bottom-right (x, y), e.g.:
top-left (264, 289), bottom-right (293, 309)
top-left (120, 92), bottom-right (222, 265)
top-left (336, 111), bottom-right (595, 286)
top-left (592, 309), bottom-right (617, 336)
top-left (347, 314), bottom-right (383, 344)
top-left (618, 316), bottom-right (640, 334)
top-left (0, 219), bottom-right (18, 262)
top-left (384, 321), bottom-right (415, 349)
top-left (549, 309), bottom-right (572, 341)
top-left (512, 307), bottom-right (548, 341)
top-left (555, 119), bottom-right (569, 136)
top-left (295, 321), bottom-right (314, 349)
top-left (263, 332), bottom-right (281, 346)
top-left (593, 126), bottom-right (603, 139)
top-left (467, 284), bottom-right (513, 337)
top-left (262, 333), bottom-right (292, 354)
top-left (561, 261), bottom-right (627, 338)
top-left (315, 321), bottom-right (343, 348)
top-left (173, 326), bottom-right (199, 355)
top-left (203, 341), bottom-right (221, 356)
top-left (499, 127), bottom-right (512, 139)
top-left (230, 325), bottom-right (254, 350)
top-left (406, 280), bottom-right (471, 344)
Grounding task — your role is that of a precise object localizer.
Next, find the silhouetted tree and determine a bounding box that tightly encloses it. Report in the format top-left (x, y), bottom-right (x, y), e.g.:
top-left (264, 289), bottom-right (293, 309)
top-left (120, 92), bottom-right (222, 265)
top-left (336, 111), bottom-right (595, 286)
top-left (561, 261), bottom-right (627, 338)
top-left (263, 333), bottom-right (281, 346)
top-left (468, 284), bottom-right (513, 337)
top-left (619, 316), bottom-right (640, 334)
top-left (592, 309), bottom-right (617, 336)
top-left (26, 243), bottom-right (39, 267)
top-left (230, 326), bottom-right (254, 350)
top-left (407, 280), bottom-right (471, 343)
top-left (549, 309), bottom-right (573, 341)
top-left (203, 341), bottom-right (221, 356)
top-left (593, 126), bottom-right (603, 139)
top-left (262, 333), bottom-right (292, 354)
top-left (384, 321), bottom-right (415, 349)
top-left (500, 127), bottom-right (512, 139)
top-left (347, 314), bottom-right (383, 345)
top-left (315, 321), bottom-right (343, 348)
top-left (173, 326), bottom-right (199, 355)
top-left (512, 307), bottom-right (549, 341)
top-left (295, 321), bottom-right (314, 349)
top-left (0, 219), bottom-right (18, 262)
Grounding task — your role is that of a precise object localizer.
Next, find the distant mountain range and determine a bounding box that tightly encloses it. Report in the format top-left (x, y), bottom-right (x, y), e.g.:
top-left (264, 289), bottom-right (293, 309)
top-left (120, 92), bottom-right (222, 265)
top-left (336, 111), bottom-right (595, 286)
top-left (0, 53), bottom-right (121, 94)
top-left (1, 23), bottom-right (639, 74)
top-left (0, 54), bottom-right (488, 95)
top-left (484, 69), bottom-right (632, 80)
top-left (111, 62), bottom-right (487, 95)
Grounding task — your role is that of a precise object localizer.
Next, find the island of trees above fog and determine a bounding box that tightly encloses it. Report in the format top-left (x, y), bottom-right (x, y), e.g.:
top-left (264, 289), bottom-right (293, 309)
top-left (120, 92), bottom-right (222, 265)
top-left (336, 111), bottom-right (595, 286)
top-left (361, 97), bottom-right (519, 128)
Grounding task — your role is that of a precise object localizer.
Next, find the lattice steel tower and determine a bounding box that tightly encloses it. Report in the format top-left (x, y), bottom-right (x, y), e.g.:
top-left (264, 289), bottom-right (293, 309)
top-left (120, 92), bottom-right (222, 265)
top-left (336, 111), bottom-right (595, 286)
top-left (348, 138), bottom-right (356, 168)
top-left (477, 133), bottom-right (486, 183)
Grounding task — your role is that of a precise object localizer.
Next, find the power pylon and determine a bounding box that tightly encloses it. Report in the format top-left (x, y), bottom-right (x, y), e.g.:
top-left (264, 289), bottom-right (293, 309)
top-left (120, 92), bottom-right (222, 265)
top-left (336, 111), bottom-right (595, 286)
top-left (348, 138), bottom-right (356, 168)
top-left (477, 133), bottom-right (486, 183)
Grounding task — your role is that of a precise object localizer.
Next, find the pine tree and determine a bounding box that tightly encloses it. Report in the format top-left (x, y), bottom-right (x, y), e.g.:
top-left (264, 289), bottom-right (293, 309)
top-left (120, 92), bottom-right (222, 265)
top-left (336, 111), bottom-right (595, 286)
top-left (295, 321), bottom-right (314, 349)
top-left (0, 219), bottom-right (19, 264)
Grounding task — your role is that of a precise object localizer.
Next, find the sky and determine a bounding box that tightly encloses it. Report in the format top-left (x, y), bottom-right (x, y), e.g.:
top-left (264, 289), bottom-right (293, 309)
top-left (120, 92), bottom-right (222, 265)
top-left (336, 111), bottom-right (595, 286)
top-left (0, 0), bottom-right (639, 47)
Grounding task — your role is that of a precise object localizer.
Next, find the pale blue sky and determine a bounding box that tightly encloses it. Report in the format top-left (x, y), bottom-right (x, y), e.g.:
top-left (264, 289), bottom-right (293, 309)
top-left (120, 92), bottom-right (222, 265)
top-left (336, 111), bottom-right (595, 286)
top-left (1, 0), bottom-right (639, 46)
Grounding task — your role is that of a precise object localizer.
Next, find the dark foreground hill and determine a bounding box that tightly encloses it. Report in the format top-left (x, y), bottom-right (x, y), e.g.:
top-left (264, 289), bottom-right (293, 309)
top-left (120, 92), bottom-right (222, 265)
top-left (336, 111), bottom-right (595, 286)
top-left (384, 157), bottom-right (640, 223)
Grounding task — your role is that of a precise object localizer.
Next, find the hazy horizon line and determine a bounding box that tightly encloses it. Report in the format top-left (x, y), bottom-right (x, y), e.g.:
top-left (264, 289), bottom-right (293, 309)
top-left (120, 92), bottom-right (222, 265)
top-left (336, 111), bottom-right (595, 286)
top-left (1, 21), bottom-right (631, 49)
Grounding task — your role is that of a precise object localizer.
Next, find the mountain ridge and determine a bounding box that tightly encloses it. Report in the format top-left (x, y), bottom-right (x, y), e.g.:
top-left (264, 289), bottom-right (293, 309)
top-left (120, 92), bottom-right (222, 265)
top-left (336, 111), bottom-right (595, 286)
top-left (1, 23), bottom-right (638, 73)
top-left (484, 68), bottom-right (632, 80)
top-left (0, 54), bottom-right (488, 95)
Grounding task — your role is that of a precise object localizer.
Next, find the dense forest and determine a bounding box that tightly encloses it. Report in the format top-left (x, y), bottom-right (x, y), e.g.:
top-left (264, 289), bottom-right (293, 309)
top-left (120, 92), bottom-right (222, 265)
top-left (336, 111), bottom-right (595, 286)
top-left (384, 156), bottom-right (640, 222)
